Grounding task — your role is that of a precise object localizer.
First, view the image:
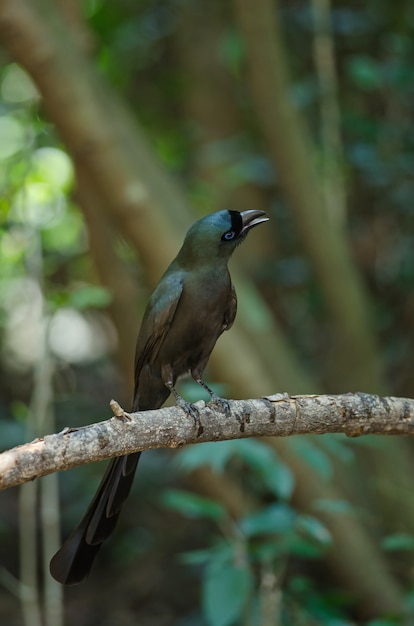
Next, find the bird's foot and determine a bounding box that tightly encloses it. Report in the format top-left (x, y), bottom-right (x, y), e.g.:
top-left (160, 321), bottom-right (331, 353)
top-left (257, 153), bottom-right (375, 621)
top-left (194, 379), bottom-right (231, 417)
top-left (167, 383), bottom-right (204, 436)
top-left (176, 397), bottom-right (204, 437)
top-left (208, 394), bottom-right (231, 417)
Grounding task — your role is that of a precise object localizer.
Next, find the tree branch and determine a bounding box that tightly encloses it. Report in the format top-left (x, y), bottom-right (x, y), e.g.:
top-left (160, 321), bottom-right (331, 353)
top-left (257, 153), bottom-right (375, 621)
top-left (1, 393), bottom-right (413, 490)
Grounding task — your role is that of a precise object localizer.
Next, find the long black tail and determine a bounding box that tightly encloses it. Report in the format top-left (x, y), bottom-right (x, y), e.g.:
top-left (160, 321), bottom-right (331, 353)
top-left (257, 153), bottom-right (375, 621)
top-left (49, 452), bottom-right (141, 585)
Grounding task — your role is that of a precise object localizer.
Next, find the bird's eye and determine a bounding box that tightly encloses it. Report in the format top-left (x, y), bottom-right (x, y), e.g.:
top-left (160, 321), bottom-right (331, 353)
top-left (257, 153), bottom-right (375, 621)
top-left (222, 231), bottom-right (236, 241)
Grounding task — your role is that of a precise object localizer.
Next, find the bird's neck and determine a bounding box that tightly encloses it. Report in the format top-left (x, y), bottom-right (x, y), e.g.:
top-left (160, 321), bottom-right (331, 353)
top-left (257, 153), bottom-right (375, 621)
top-left (174, 245), bottom-right (231, 272)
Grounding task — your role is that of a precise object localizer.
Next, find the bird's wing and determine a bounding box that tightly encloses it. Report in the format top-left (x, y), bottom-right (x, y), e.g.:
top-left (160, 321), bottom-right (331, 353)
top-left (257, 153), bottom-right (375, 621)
top-left (134, 272), bottom-right (184, 379)
top-left (222, 281), bottom-right (237, 332)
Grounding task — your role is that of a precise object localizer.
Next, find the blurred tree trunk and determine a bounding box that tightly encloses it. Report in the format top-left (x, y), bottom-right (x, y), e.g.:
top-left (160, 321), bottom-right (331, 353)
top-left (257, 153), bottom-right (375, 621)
top-left (311, 0), bottom-right (347, 227)
top-left (234, 0), bottom-right (414, 545)
top-left (174, 1), bottom-right (269, 214)
top-left (75, 168), bottom-right (141, 404)
top-left (311, 0), bottom-right (414, 537)
top-left (234, 0), bottom-right (384, 394)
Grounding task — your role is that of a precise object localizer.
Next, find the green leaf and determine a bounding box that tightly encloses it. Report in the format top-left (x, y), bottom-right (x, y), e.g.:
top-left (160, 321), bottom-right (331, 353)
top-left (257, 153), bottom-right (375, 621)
top-left (1, 63), bottom-right (39, 105)
top-left (287, 537), bottom-right (325, 559)
top-left (261, 461), bottom-right (295, 500)
top-left (240, 503), bottom-right (295, 537)
top-left (161, 489), bottom-right (226, 522)
top-left (10, 400), bottom-right (29, 422)
top-left (42, 208), bottom-right (84, 253)
top-left (346, 55), bottom-right (382, 91)
top-left (290, 439), bottom-right (332, 479)
top-left (248, 540), bottom-right (282, 562)
top-left (226, 439), bottom-right (296, 499)
top-left (180, 541), bottom-right (233, 567)
top-left (219, 30), bottom-right (244, 76)
top-left (175, 440), bottom-right (237, 473)
top-left (233, 439), bottom-right (279, 469)
top-left (0, 115), bottom-right (26, 159)
top-left (175, 439), bottom-right (291, 484)
top-left (203, 563), bottom-right (253, 626)
top-left (284, 515), bottom-right (332, 559)
top-left (31, 147), bottom-right (74, 191)
top-left (179, 548), bottom-right (214, 566)
top-left (382, 533), bottom-right (414, 552)
top-left (313, 499), bottom-right (355, 515)
top-left (295, 515), bottom-right (332, 547)
top-left (69, 285), bottom-right (112, 310)
top-left (288, 575), bottom-right (313, 593)
top-left (367, 617), bottom-right (406, 626)
top-left (319, 434), bottom-right (355, 463)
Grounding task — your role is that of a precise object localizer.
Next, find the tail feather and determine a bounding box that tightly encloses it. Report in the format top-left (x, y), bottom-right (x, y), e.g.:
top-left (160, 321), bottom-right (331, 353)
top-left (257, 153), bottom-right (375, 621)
top-left (105, 453), bottom-right (141, 518)
top-left (50, 452), bottom-right (141, 585)
top-left (50, 382), bottom-right (169, 585)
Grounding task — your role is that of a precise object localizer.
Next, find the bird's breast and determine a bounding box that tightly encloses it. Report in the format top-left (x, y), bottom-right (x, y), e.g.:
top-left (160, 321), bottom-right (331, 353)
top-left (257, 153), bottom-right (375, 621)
top-left (156, 269), bottom-right (231, 376)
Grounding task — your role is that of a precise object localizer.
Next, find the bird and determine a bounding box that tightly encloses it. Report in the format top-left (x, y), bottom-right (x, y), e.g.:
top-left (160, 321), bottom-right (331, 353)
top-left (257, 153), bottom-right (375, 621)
top-left (49, 209), bottom-right (269, 585)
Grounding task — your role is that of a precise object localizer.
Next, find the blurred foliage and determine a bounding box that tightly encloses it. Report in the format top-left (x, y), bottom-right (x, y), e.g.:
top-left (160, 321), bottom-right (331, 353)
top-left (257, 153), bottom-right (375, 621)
top-left (166, 444), bottom-right (335, 626)
top-left (1, 1), bottom-right (414, 625)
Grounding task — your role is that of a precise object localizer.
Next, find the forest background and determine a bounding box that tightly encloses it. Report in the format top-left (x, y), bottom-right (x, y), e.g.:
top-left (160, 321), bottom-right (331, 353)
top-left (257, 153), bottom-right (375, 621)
top-left (0, 1), bottom-right (414, 625)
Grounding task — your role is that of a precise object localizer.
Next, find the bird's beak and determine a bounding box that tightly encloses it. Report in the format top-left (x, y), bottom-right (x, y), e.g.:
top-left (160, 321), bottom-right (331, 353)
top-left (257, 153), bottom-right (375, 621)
top-left (240, 210), bottom-right (269, 234)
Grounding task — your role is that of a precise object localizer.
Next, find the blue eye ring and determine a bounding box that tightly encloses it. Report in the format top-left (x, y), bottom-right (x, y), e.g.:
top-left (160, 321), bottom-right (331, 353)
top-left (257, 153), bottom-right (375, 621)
top-left (223, 231), bottom-right (236, 241)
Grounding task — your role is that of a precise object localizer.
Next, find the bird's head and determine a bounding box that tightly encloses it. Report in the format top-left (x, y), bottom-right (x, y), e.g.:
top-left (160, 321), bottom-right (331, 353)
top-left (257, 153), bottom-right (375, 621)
top-left (177, 209), bottom-right (269, 266)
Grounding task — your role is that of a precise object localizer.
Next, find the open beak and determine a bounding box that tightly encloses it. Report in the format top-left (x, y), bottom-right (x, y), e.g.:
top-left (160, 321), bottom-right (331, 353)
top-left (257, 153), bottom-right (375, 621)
top-left (240, 210), bottom-right (269, 234)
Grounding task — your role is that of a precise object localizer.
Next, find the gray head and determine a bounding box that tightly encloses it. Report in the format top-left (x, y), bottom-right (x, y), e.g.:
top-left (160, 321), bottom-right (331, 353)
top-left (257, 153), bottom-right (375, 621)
top-left (177, 209), bottom-right (269, 266)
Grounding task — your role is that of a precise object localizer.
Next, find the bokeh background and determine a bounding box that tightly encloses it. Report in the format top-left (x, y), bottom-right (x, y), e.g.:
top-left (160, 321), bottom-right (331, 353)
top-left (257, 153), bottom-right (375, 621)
top-left (1, 1), bottom-right (414, 624)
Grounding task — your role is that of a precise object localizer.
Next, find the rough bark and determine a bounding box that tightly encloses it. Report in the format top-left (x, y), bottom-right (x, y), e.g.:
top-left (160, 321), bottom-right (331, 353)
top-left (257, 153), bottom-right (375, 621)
top-left (1, 393), bottom-right (413, 491)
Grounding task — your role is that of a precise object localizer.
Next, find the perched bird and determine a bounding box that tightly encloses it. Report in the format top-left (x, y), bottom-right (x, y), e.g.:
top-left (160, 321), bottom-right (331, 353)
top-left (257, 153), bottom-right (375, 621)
top-left (50, 209), bottom-right (269, 585)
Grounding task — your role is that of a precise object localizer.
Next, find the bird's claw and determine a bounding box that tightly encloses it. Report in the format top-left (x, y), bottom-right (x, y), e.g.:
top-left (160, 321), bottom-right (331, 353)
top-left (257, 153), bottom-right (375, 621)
top-left (176, 398), bottom-right (204, 436)
top-left (208, 394), bottom-right (231, 417)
